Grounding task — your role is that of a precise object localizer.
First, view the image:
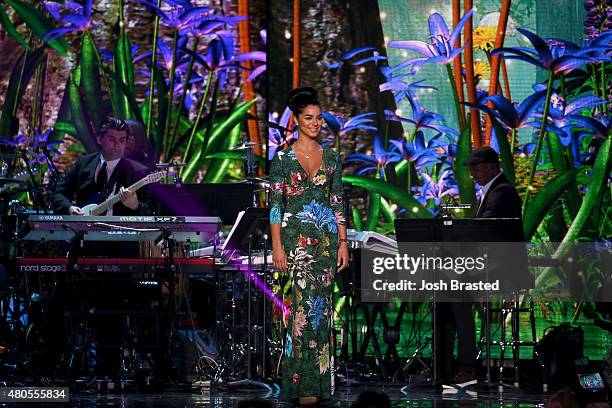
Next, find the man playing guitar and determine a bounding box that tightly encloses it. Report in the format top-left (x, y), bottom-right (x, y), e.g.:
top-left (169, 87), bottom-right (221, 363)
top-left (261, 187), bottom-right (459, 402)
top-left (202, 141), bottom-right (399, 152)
top-left (48, 118), bottom-right (159, 375)
top-left (52, 117), bottom-right (151, 216)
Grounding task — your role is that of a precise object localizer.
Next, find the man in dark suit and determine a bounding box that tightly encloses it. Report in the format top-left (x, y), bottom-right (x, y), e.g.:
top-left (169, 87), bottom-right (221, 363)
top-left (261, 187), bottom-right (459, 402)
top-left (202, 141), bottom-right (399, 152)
top-left (49, 118), bottom-right (153, 375)
top-left (468, 147), bottom-right (522, 219)
top-left (52, 117), bottom-right (150, 216)
top-left (436, 147), bottom-right (522, 384)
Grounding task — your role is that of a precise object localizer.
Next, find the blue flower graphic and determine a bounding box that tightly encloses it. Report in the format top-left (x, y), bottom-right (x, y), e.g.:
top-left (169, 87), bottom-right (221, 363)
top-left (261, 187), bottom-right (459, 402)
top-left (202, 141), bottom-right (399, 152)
top-left (296, 200), bottom-right (337, 233)
top-left (270, 203), bottom-right (282, 224)
top-left (268, 107), bottom-right (296, 160)
top-left (388, 9), bottom-right (475, 69)
top-left (389, 131), bottom-right (448, 170)
top-left (346, 133), bottom-right (400, 178)
top-left (285, 333), bottom-right (293, 357)
top-left (306, 296), bottom-right (326, 330)
top-left (491, 28), bottom-right (608, 75)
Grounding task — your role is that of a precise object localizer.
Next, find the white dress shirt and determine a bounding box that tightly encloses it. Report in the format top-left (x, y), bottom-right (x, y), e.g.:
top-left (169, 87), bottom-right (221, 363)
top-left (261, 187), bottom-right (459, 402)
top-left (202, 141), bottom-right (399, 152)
top-left (95, 155), bottom-right (121, 215)
top-left (476, 171), bottom-right (503, 215)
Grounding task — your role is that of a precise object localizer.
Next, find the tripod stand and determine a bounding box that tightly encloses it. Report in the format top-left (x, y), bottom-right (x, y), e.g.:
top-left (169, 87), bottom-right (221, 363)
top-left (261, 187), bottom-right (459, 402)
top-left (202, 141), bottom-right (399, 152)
top-left (218, 207), bottom-right (273, 391)
top-left (400, 250), bottom-right (446, 393)
top-left (395, 302), bottom-right (432, 383)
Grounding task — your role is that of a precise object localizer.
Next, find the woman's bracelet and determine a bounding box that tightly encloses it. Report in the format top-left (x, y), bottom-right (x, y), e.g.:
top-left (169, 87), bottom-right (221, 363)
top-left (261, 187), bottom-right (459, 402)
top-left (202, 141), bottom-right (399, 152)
top-left (338, 238), bottom-right (348, 244)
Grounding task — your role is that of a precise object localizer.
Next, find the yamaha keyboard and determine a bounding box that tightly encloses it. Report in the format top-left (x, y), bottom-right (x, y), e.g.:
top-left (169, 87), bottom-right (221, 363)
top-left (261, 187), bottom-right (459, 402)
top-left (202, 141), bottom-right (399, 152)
top-left (21, 214), bottom-right (221, 242)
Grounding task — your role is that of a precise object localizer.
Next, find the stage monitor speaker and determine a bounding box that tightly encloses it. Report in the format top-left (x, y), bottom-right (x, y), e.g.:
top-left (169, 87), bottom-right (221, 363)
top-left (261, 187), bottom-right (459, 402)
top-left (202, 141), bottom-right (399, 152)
top-left (536, 323), bottom-right (584, 391)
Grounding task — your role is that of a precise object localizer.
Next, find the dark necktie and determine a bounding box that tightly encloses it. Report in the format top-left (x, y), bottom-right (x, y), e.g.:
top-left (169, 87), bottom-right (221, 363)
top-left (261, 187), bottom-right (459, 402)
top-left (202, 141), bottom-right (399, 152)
top-left (97, 162), bottom-right (108, 194)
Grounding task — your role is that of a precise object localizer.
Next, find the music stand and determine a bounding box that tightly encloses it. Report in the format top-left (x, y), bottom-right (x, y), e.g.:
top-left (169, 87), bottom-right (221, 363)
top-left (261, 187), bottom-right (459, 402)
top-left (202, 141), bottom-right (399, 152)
top-left (220, 207), bottom-right (272, 391)
top-left (222, 207), bottom-right (270, 254)
top-left (394, 219), bottom-right (445, 391)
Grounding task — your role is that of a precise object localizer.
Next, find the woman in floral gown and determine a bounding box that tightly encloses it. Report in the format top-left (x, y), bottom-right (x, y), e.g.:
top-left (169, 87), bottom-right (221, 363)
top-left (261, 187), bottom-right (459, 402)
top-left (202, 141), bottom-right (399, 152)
top-left (269, 87), bottom-right (349, 404)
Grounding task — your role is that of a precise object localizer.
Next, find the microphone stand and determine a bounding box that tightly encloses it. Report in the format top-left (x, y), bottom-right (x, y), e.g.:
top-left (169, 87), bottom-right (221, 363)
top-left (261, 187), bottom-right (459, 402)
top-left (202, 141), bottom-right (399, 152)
top-left (42, 145), bottom-right (59, 182)
top-left (61, 222), bottom-right (85, 382)
top-left (43, 146), bottom-right (60, 213)
top-left (20, 149), bottom-right (47, 213)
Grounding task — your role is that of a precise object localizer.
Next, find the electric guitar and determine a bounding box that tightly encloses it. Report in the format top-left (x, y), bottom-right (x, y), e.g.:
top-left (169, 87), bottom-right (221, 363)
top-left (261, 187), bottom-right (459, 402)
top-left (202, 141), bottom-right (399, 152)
top-left (81, 170), bottom-right (165, 216)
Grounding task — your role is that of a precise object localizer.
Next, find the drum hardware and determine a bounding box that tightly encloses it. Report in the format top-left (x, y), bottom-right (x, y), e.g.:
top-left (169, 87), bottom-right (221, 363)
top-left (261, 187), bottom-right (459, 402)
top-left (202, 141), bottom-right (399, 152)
top-left (473, 291), bottom-right (546, 393)
top-left (0, 340), bottom-right (47, 384)
top-left (67, 320), bottom-right (97, 377)
top-left (246, 176), bottom-right (270, 187)
top-left (245, 176), bottom-right (270, 207)
top-left (8, 200), bottom-right (28, 214)
top-left (155, 161), bottom-right (186, 185)
top-left (0, 166), bottom-right (9, 180)
top-left (155, 161), bottom-right (187, 169)
top-left (17, 149), bottom-right (49, 214)
top-left (230, 141), bottom-right (260, 180)
top-left (398, 334), bottom-right (432, 381)
top-left (231, 141), bottom-right (268, 206)
top-left (239, 139), bottom-right (263, 206)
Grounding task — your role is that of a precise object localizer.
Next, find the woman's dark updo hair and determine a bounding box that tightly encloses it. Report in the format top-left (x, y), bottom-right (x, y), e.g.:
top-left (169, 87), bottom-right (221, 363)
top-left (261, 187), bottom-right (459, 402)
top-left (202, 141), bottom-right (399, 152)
top-left (287, 86), bottom-right (320, 116)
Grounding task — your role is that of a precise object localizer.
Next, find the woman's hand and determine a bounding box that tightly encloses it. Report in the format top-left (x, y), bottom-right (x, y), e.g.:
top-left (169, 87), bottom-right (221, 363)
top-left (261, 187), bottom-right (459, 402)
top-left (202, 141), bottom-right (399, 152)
top-left (337, 241), bottom-right (349, 272)
top-left (272, 245), bottom-right (288, 272)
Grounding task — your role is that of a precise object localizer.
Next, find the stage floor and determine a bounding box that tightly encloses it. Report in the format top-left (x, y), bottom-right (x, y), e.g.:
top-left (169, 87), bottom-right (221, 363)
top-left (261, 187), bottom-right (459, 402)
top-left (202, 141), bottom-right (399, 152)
top-left (26, 385), bottom-right (549, 407)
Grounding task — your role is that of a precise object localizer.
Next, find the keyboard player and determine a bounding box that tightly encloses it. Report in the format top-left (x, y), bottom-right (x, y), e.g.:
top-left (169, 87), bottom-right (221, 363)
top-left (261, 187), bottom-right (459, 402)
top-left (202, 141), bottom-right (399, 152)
top-left (435, 147), bottom-right (523, 384)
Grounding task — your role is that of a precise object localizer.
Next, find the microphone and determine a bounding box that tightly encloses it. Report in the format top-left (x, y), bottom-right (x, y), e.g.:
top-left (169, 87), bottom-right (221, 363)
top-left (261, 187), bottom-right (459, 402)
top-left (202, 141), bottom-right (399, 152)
top-left (439, 197), bottom-right (471, 225)
top-left (440, 203), bottom-right (472, 210)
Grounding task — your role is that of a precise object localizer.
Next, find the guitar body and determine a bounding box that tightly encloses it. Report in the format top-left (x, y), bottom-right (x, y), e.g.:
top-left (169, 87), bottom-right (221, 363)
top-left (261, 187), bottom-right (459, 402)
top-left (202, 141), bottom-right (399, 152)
top-left (80, 192), bottom-right (103, 214)
top-left (78, 171), bottom-right (165, 216)
top-left (81, 203), bottom-right (101, 216)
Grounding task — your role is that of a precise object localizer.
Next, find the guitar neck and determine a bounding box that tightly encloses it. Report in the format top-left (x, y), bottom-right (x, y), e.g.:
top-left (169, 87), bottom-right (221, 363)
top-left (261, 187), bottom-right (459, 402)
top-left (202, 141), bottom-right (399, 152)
top-left (92, 178), bottom-right (146, 215)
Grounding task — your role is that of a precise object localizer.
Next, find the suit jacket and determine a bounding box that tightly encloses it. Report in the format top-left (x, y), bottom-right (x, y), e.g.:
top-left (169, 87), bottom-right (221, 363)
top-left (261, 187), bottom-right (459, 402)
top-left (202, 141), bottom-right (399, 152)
top-left (52, 152), bottom-right (151, 215)
top-left (475, 173), bottom-right (522, 219)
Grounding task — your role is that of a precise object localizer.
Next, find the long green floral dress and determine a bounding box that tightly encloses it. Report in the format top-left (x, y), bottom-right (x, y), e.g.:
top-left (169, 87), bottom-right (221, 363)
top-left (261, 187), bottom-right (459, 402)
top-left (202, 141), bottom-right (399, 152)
top-left (269, 146), bottom-right (346, 401)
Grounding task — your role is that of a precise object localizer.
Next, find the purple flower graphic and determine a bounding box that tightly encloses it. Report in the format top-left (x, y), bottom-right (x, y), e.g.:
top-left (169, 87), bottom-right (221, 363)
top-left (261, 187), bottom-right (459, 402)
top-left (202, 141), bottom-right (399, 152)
top-left (388, 9), bottom-right (475, 71)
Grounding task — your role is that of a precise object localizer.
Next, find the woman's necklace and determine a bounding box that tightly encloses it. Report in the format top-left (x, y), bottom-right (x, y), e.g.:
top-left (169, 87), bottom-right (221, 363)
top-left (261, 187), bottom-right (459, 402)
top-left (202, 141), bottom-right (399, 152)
top-left (294, 143), bottom-right (320, 159)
